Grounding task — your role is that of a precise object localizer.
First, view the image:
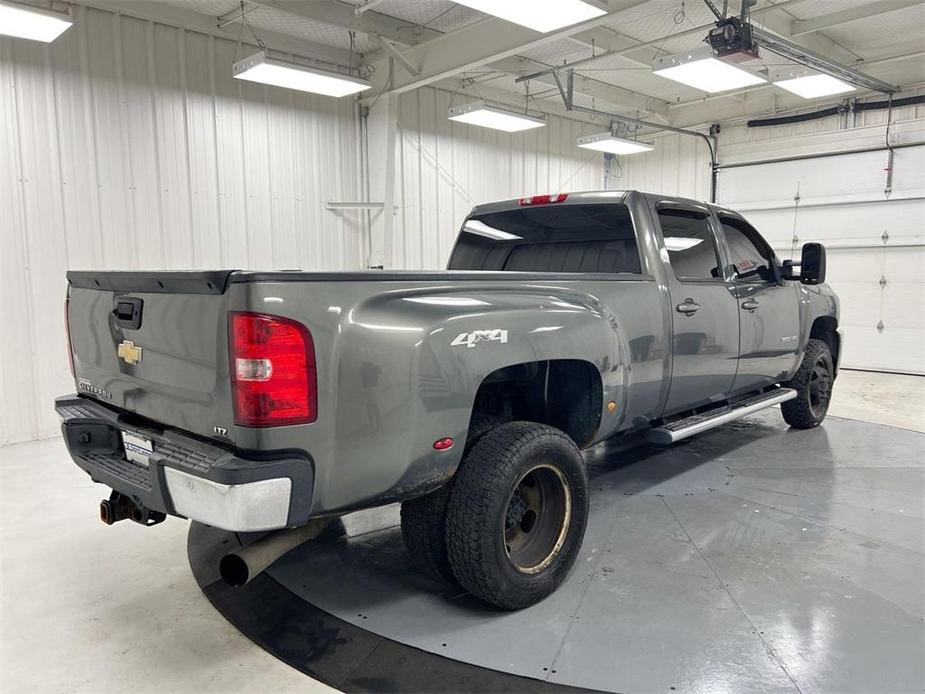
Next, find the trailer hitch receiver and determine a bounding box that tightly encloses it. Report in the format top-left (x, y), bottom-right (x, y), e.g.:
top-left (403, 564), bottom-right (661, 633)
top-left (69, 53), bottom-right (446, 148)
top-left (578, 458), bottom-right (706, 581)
top-left (99, 491), bottom-right (166, 527)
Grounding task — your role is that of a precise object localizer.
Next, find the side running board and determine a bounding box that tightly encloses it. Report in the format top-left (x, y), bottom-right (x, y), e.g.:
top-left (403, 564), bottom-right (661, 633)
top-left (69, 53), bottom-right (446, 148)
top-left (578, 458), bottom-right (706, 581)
top-left (646, 388), bottom-right (798, 445)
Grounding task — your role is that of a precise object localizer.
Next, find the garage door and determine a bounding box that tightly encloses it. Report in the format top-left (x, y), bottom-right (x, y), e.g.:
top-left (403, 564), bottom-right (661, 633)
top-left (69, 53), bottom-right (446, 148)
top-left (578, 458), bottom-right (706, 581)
top-left (717, 145), bottom-right (925, 375)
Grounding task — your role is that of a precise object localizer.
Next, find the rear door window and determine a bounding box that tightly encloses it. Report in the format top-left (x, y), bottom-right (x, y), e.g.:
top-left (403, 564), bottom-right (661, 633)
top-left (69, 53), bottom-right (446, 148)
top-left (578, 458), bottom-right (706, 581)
top-left (656, 208), bottom-right (723, 281)
top-left (448, 203), bottom-right (643, 275)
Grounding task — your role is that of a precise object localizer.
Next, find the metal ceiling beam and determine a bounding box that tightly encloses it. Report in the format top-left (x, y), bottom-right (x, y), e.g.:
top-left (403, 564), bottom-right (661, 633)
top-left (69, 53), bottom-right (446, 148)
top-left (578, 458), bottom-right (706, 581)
top-left (568, 26), bottom-right (663, 68)
top-left (790, 0), bottom-right (925, 37)
top-left (430, 78), bottom-right (608, 129)
top-left (217, 3), bottom-right (257, 29)
top-left (750, 7), bottom-right (863, 65)
top-left (514, 0), bottom-right (811, 80)
top-left (487, 56), bottom-right (670, 118)
top-left (377, 38), bottom-right (421, 76)
top-left (752, 27), bottom-right (899, 93)
top-left (358, 14), bottom-right (672, 117)
top-left (354, 0), bottom-right (391, 15)
top-left (248, 0), bottom-right (441, 47)
top-left (77, 0), bottom-right (353, 64)
top-left (368, 0), bottom-right (651, 94)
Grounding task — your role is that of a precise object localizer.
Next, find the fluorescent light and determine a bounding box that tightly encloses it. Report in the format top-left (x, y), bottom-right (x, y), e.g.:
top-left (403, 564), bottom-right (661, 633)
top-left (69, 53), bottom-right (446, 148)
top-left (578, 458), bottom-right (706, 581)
top-left (773, 73), bottom-right (855, 99)
top-left (232, 52), bottom-right (370, 97)
top-left (448, 101), bottom-right (546, 133)
top-left (463, 219), bottom-right (522, 241)
top-left (577, 132), bottom-right (654, 155)
top-left (653, 48), bottom-right (766, 93)
top-left (664, 237), bottom-right (704, 252)
top-left (404, 296), bottom-right (490, 307)
top-left (453, 0), bottom-right (606, 32)
top-left (0, 0), bottom-right (73, 42)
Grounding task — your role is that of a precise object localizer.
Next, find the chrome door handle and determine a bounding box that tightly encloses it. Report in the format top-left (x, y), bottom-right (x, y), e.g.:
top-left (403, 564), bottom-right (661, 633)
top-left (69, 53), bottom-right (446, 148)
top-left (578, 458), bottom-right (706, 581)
top-left (741, 299), bottom-right (760, 312)
top-left (675, 299), bottom-right (701, 316)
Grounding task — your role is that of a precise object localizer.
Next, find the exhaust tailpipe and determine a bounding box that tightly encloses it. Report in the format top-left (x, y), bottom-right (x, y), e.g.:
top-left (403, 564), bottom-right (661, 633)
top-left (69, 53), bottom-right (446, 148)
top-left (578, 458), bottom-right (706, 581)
top-left (219, 518), bottom-right (331, 587)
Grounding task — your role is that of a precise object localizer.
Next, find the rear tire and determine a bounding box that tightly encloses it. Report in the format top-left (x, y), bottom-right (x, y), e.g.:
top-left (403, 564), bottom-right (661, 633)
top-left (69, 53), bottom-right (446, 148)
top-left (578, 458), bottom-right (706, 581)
top-left (400, 416), bottom-right (504, 585)
top-left (400, 486), bottom-right (455, 584)
top-left (445, 421), bottom-right (589, 610)
top-left (781, 338), bottom-right (834, 429)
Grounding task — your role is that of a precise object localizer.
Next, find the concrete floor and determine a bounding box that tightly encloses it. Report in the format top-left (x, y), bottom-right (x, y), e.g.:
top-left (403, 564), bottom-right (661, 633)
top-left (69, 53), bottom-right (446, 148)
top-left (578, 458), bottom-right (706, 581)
top-left (826, 369), bottom-right (925, 433)
top-left (0, 370), bottom-right (922, 693)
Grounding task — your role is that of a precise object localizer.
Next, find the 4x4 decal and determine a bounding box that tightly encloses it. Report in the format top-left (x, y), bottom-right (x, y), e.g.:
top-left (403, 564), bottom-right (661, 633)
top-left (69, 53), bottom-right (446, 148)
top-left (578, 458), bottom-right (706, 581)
top-left (451, 329), bottom-right (509, 349)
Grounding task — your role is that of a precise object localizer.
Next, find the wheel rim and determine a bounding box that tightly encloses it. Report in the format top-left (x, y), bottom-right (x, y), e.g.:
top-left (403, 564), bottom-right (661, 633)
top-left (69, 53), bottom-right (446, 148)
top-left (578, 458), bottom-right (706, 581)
top-left (502, 464), bottom-right (571, 575)
top-left (808, 354), bottom-right (833, 417)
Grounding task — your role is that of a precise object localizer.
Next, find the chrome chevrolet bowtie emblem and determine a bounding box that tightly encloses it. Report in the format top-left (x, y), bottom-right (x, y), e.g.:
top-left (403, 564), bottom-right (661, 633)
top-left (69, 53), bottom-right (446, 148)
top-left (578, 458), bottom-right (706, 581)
top-left (117, 340), bottom-right (143, 365)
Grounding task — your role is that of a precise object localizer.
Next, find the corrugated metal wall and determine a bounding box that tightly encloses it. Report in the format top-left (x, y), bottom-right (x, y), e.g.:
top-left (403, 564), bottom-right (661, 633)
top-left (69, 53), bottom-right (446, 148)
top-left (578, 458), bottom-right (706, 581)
top-left (0, 10), bottom-right (605, 445)
top-left (390, 87), bottom-right (605, 269)
top-left (0, 5), bottom-right (362, 444)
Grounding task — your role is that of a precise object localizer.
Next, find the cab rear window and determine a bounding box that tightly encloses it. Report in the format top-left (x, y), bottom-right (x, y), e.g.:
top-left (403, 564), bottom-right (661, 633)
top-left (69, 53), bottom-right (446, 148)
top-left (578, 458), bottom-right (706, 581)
top-left (448, 204), bottom-right (643, 275)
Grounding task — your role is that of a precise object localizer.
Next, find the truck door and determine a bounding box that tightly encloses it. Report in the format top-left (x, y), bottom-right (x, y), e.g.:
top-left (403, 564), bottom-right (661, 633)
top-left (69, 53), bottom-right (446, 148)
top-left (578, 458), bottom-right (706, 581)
top-left (716, 212), bottom-right (801, 392)
top-left (651, 201), bottom-right (739, 415)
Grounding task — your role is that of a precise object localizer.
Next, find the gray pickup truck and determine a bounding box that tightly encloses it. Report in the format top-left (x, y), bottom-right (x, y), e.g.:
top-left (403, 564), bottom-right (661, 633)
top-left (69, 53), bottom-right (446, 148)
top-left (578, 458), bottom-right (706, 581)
top-left (57, 190), bottom-right (840, 609)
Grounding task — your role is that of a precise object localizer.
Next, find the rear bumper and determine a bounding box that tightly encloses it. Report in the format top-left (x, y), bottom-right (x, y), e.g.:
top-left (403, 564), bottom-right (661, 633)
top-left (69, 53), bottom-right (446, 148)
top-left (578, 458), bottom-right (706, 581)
top-left (55, 395), bottom-right (314, 531)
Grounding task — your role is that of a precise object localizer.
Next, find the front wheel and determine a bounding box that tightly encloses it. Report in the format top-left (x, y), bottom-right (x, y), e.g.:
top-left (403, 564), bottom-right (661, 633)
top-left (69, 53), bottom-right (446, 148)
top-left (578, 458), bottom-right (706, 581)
top-left (445, 421), bottom-right (589, 610)
top-left (781, 338), bottom-right (834, 429)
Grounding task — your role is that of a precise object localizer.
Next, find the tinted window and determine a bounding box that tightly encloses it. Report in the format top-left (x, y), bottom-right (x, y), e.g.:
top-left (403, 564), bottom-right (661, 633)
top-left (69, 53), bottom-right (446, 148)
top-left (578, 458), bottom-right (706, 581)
top-left (447, 204), bottom-right (642, 274)
top-left (720, 216), bottom-right (775, 282)
top-left (657, 208), bottom-right (722, 280)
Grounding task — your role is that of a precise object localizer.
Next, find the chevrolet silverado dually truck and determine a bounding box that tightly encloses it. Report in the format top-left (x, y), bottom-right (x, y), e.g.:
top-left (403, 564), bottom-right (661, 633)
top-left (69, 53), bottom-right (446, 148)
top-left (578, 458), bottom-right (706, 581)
top-left (57, 190), bottom-right (841, 609)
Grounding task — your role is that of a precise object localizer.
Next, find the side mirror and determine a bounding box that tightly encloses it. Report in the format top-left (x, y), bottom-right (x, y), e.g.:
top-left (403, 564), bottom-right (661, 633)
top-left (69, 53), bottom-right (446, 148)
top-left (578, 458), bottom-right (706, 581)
top-left (781, 259), bottom-right (799, 281)
top-left (799, 242), bottom-right (826, 284)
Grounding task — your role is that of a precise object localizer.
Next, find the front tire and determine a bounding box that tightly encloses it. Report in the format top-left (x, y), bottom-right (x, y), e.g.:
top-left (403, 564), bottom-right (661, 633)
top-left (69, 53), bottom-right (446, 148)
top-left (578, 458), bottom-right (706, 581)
top-left (445, 421), bottom-right (589, 610)
top-left (782, 338), bottom-right (834, 429)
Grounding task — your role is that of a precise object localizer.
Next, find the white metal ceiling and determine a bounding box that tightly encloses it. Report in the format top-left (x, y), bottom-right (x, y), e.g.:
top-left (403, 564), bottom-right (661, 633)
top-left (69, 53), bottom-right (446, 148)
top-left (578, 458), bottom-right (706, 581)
top-left (143, 0), bottom-right (925, 123)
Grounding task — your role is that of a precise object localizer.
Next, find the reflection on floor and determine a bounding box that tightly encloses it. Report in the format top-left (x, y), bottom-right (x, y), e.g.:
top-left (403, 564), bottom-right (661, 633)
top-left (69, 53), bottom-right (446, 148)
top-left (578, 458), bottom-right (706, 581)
top-left (265, 411), bottom-right (924, 693)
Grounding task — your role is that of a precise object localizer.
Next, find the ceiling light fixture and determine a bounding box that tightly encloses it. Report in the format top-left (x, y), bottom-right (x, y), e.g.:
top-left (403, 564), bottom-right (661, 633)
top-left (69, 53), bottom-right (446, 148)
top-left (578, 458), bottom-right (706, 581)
top-left (462, 220), bottom-right (523, 241)
top-left (664, 237), bottom-right (704, 252)
top-left (452, 0), bottom-right (607, 33)
top-left (232, 52), bottom-right (371, 97)
top-left (0, 0), bottom-right (73, 42)
top-left (772, 70), bottom-right (855, 99)
top-left (577, 132), bottom-right (654, 155)
top-left (448, 101), bottom-right (546, 133)
top-left (653, 47), bottom-right (766, 93)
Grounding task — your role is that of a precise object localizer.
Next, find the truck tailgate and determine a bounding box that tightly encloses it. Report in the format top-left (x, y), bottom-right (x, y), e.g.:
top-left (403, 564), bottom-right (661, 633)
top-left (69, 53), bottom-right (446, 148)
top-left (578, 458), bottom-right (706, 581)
top-left (66, 271), bottom-right (236, 442)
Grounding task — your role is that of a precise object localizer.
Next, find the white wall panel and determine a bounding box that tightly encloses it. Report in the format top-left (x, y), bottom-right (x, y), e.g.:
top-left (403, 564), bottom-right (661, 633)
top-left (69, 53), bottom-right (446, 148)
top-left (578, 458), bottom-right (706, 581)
top-left (719, 146), bottom-right (925, 375)
top-left (0, 6), bottom-right (362, 444)
top-left (389, 87), bottom-right (605, 269)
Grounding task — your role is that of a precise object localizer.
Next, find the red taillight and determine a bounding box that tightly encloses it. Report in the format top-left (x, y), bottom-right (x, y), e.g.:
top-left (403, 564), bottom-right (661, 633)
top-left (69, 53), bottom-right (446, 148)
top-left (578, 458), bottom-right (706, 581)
top-left (65, 297), bottom-right (75, 377)
top-left (518, 193), bottom-right (568, 206)
top-left (229, 312), bottom-right (317, 427)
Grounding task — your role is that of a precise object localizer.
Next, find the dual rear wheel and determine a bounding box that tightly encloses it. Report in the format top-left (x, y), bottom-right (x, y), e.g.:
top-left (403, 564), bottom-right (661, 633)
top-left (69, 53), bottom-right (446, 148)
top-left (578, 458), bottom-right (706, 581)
top-left (401, 420), bottom-right (588, 610)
